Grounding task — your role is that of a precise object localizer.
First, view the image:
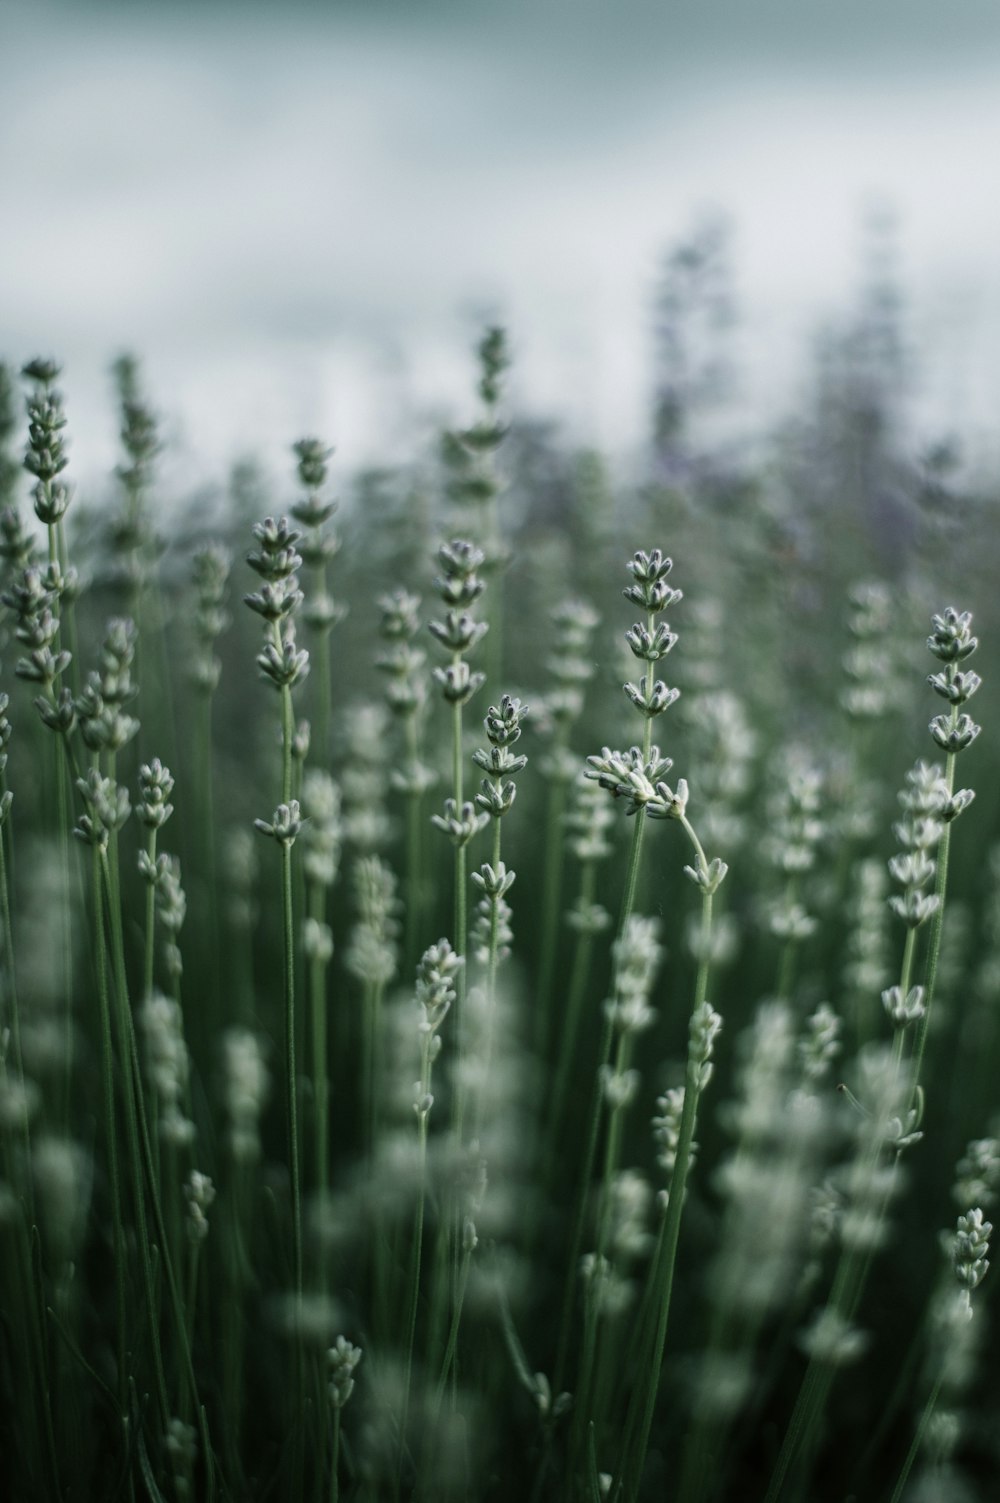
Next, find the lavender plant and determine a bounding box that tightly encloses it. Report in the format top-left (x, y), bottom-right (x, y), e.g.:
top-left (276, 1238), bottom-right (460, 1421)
top-left (1, 332), bottom-right (997, 1503)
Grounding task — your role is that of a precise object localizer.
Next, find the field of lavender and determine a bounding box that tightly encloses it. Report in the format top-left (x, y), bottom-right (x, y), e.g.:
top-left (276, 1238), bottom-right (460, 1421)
top-left (0, 306), bottom-right (998, 1503)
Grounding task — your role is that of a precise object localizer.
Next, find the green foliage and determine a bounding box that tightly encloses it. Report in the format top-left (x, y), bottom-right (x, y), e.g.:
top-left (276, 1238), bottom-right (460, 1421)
top-left (0, 332), bottom-right (998, 1503)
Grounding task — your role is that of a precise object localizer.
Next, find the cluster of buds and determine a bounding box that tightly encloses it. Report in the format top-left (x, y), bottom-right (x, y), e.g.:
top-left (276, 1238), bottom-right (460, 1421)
top-left (765, 753), bottom-right (825, 943)
top-left (620, 549), bottom-right (682, 718)
top-left (843, 859), bottom-right (891, 998)
top-left (376, 589), bottom-right (434, 797)
top-left (254, 801), bottom-right (304, 848)
top-left (222, 1028), bottom-right (270, 1163)
top-left (766, 755), bottom-right (825, 877)
top-left (607, 1168), bottom-right (654, 1266)
top-left (430, 796), bottom-right (488, 850)
top-left (190, 543), bottom-right (231, 693)
top-left (881, 982), bottom-right (926, 1028)
top-left (605, 915), bottom-right (662, 1040)
top-left (74, 769), bottom-right (130, 848)
top-left (115, 358), bottom-right (159, 491)
top-left (598, 918), bottom-right (663, 1115)
top-left (412, 939), bottom-right (462, 1120)
top-left (140, 992), bottom-right (194, 1146)
top-left (300, 770), bottom-right (342, 888)
top-left (653, 999), bottom-right (723, 1190)
top-left (652, 1088), bottom-right (688, 1179)
top-left (927, 607), bottom-right (981, 755)
top-left (22, 359), bottom-right (71, 528)
top-left (0, 694), bottom-right (11, 821)
top-left (73, 617), bottom-right (140, 753)
top-left (586, 744), bottom-right (688, 821)
top-left (416, 939), bottom-right (461, 1041)
top-left (245, 516), bottom-right (309, 692)
top-left (165, 1418), bottom-right (197, 1500)
top-left (799, 1002), bottom-right (841, 1086)
top-left (344, 855), bottom-right (400, 989)
top-left (953, 1137), bottom-right (1000, 1213)
top-left (565, 771), bottom-right (614, 865)
top-left (0, 501), bottom-right (34, 582)
top-left (537, 598), bottom-right (600, 782)
top-left (4, 566), bottom-right (72, 695)
top-left (290, 438), bottom-right (347, 636)
top-left (681, 687), bottom-right (756, 855)
top-left (327, 1335), bottom-right (362, 1410)
top-left (152, 853), bottom-right (187, 981)
top-left (441, 327), bottom-right (510, 561)
top-left (0, 363), bottom-right (19, 511)
top-left (579, 1250), bottom-right (632, 1318)
top-left (841, 581), bottom-right (898, 721)
top-left (428, 539), bottom-right (488, 706)
top-left (470, 695), bottom-right (528, 964)
top-left (109, 355), bottom-right (160, 577)
top-left (886, 761), bottom-right (954, 930)
top-left (137, 758), bottom-right (174, 830)
top-left (581, 548), bottom-right (694, 822)
top-left (184, 1170), bottom-right (216, 1244)
top-left (950, 1207), bottom-right (991, 1317)
top-left (473, 695), bottom-right (528, 822)
top-left (339, 703), bottom-right (392, 853)
top-left (690, 998), bottom-right (723, 1091)
top-left (564, 773), bottom-right (615, 936)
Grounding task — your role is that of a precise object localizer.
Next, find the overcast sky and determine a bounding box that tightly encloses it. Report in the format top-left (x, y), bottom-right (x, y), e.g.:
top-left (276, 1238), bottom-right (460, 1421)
top-left (2, 0), bottom-right (999, 491)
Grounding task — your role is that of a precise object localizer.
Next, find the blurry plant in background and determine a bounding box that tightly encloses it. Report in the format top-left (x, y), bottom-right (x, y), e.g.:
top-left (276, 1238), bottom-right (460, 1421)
top-left (0, 223), bottom-right (998, 1503)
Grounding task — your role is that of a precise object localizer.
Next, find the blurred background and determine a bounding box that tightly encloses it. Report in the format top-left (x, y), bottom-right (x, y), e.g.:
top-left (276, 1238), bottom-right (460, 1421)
top-left (2, 0), bottom-right (1000, 493)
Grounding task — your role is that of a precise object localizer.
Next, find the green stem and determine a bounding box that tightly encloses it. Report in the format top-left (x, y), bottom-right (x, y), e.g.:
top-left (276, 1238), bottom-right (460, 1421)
top-left (450, 689), bottom-right (469, 1139)
top-left (400, 1103), bottom-right (430, 1483)
top-left (281, 683), bottom-right (294, 806)
top-left (100, 846), bottom-right (216, 1500)
top-left (330, 1405), bottom-right (341, 1503)
top-left (282, 837), bottom-right (304, 1312)
top-left (888, 1372), bottom-right (944, 1503)
top-left (432, 1241), bottom-right (474, 1410)
top-left (616, 874), bottom-right (713, 1499)
top-left (471, 816), bottom-right (503, 1142)
top-left (910, 748), bottom-right (956, 1097)
top-left (281, 833), bottom-right (305, 1496)
top-left (313, 619), bottom-right (331, 767)
top-left (535, 768), bottom-right (570, 1054)
top-left (92, 840), bottom-right (128, 1416)
top-left (403, 713), bottom-right (425, 975)
top-left (545, 860), bottom-right (599, 1159)
top-left (308, 880), bottom-right (330, 1206)
top-left (143, 828), bottom-right (157, 1001)
top-left (553, 808), bottom-right (648, 1401)
top-left (99, 845), bottom-right (172, 1437)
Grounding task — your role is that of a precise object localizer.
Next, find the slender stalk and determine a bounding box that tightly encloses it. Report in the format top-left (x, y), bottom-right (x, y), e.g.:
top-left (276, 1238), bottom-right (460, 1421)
top-left (545, 860), bottom-right (599, 1156)
top-left (330, 1406), bottom-right (342, 1503)
top-left (282, 835), bottom-right (305, 1413)
top-left (99, 845), bottom-right (172, 1437)
top-left (0, 811), bottom-right (25, 1089)
top-left (399, 1107), bottom-right (429, 1482)
top-left (101, 845), bottom-right (216, 1499)
top-left (143, 826), bottom-right (157, 1002)
top-left (910, 747), bottom-right (955, 1095)
top-left (553, 806), bottom-right (648, 1400)
top-left (615, 823), bottom-right (714, 1499)
top-left (403, 713), bottom-right (425, 974)
top-left (450, 692), bottom-right (469, 1139)
top-left (534, 772), bottom-right (569, 1052)
top-left (308, 879), bottom-right (330, 1204)
top-left (92, 840), bottom-right (128, 1415)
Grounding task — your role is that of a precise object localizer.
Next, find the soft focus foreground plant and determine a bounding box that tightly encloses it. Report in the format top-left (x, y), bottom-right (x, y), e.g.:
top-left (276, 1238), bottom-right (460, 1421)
top-left (0, 337), bottom-right (998, 1503)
